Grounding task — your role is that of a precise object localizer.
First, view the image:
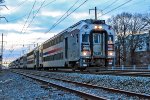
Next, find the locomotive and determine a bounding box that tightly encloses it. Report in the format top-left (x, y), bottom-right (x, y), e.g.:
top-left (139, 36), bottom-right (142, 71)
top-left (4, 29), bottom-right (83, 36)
top-left (9, 19), bottom-right (115, 71)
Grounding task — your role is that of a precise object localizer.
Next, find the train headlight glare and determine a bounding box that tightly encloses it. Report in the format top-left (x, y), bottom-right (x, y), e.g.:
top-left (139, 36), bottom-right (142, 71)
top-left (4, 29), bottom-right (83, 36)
top-left (94, 25), bottom-right (102, 30)
top-left (83, 51), bottom-right (87, 56)
top-left (108, 51), bottom-right (113, 56)
top-left (82, 51), bottom-right (91, 56)
top-left (94, 25), bottom-right (98, 29)
top-left (98, 26), bottom-right (102, 29)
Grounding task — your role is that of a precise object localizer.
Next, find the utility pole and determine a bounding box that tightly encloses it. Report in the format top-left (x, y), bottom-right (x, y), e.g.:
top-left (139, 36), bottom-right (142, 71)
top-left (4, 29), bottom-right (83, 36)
top-left (89, 7), bottom-right (98, 20)
top-left (148, 30), bottom-right (150, 51)
top-left (0, 33), bottom-right (3, 69)
top-left (0, 0), bottom-right (8, 70)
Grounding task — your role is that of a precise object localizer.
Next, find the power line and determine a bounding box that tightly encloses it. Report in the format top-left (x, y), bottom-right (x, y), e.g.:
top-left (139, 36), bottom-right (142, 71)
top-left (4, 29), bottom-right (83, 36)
top-left (45, 0), bottom-right (88, 34)
top-left (10, 0), bottom-right (29, 11)
top-left (3, 0), bottom-right (28, 22)
top-left (21, 0), bottom-right (36, 33)
top-left (22, 0), bottom-right (46, 34)
top-left (8, 0), bottom-right (56, 22)
top-left (98, 0), bottom-right (133, 18)
top-left (16, 0), bottom-right (28, 7)
top-left (49, 0), bottom-right (80, 33)
top-left (101, 0), bottom-right (119, 11)
top-left (116, 0), bottom-right (146, 12)
top-left (31, 0), bottom-right (88, 48)
top-left (42, 0), bottom-right (57, 8)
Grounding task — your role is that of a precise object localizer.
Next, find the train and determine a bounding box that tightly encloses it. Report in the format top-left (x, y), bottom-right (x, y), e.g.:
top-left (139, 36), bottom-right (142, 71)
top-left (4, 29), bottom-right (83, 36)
top-left (9, 19), bottom-right (115, 71)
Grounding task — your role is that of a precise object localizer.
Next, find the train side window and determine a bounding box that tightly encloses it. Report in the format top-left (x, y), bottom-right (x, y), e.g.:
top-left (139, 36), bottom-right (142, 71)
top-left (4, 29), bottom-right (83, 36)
top-left (76, 34), bottom-right (78, 43)
top-left (52, 40), bottom-right (54, 46)
top-left (59, 36), bottom-right (61, 43)
top-left (60, 35), bottom-right (63, 42)
top-left (49, 41), bottom-right (51, 46)
top-left (57, 37), bottom-right (59, 44)
top-left (48, 42), bottom-right (50, 47)
top-left (108, 35), bottom-right (113, 43)
top-left (82, 34), bottom-right (89, 42)
top-left (54, 39), bottom-right (56, 45)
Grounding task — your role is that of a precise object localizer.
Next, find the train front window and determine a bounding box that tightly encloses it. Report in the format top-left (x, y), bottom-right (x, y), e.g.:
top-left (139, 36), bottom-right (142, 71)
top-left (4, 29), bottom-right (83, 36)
top-left (93, 34), bottom-right (101, 43)
top-left (82, 34), bottom-right (89, 42)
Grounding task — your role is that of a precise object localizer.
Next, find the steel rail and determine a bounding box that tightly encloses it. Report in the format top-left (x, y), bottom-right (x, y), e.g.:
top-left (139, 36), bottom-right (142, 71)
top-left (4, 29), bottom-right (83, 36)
top-left (12, 70), bottom-right (107, 100)
top-left (13, 70), bottom-right (150, 99)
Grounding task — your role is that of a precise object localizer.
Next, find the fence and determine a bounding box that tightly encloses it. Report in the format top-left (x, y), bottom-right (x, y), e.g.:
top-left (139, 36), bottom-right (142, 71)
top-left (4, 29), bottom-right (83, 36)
top-left (108, 64), bottom-right (150, 70)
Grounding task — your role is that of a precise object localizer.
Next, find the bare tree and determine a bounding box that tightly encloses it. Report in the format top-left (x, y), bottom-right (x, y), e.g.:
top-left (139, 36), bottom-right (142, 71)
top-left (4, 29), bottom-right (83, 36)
top-left (108, 12), bottom-right (150, 65)
top-left (127, 13), bottom-right (150, 64)
top-left (108, 12), bottom-right (132, 65)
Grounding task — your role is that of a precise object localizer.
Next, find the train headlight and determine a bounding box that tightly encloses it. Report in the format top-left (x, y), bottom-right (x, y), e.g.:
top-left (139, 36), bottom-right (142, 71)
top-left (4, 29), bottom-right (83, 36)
top-left (94, 25), bottom-right (102, 30)
top-left (98, 26), bottom-right (102, 29)
top-left (108, 51), bottom-right (113, 56)
top-left (82, 51), bottom-right (90, 56)
top-left (94, 25), bottom-right (98, 29)
top-left (83, 51), bottom-right (87, 56)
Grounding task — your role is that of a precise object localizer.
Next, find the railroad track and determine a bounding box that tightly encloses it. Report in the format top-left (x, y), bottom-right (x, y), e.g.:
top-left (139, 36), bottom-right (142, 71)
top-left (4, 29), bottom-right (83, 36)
top-left (36, 68), bottom-right (150, 77)
top-left (50, 69), bottom-right (150, 77)
top-left (12, 70), bottom-right (106, 100)
top-left (11, 70), bottom-right (150, 100)
top-left (15, 68), bottom-right (150, 77)
top-left (95, 71), bottom-right (150, 77)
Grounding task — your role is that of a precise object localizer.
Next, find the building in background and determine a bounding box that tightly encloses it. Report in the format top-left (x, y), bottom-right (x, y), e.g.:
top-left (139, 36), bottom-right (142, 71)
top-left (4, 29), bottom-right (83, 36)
top-left (115, 31), bottom-right (150, 65)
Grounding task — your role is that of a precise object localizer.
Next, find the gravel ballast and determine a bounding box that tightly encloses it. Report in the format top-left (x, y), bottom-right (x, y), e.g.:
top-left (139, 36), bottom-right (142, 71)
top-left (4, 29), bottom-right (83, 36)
top-left (38, 71), bottom-right (150, 95)
top-left (0, 70), bottom-right (83, 100)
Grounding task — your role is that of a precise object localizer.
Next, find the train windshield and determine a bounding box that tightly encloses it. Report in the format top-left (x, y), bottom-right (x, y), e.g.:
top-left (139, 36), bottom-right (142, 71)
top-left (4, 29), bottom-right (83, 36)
top-left (82, 34), bottom-right (89, 42)
top-left (93, 34), bottom-right (101, 43)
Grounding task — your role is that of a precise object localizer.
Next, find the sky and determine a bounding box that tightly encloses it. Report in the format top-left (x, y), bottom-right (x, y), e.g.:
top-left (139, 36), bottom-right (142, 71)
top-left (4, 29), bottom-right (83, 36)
top-left (0, 0), bottom-right (150, 66)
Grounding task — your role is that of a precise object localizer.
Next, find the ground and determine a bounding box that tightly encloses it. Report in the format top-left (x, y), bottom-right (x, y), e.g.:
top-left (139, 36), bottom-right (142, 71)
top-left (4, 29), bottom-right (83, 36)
top-left (0, 70), bottom-right (82, 100)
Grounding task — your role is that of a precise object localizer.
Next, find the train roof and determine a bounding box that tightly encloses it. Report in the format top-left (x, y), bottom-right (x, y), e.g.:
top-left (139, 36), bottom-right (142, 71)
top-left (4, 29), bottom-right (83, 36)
top-left (42, 19), bottom-right (106, 44)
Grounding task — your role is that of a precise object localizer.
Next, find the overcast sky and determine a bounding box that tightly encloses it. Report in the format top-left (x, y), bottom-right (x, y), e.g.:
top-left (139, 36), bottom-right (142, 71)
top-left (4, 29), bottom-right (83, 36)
top-left (0, 0), bottom-right (150, 65)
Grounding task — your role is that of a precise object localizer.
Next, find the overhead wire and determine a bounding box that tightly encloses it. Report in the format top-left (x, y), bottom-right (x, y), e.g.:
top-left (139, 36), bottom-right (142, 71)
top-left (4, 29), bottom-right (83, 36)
top-left (7, 0), bottom-right (29, 11)
top-left (22, 0), bottom-right (46, 34)
top-left (45, 0), bottom-right (88, 34)
top-left (116, 0), bottom-right (147, 13)
top-left (29, 0), bottom-right (88, 44)
top-left (101, 0), bottom-right (119, 12)
top-left (30, 0), bottom-right (88, 44)
top-left (98, 0), bottom-right (133, 18)
top-left (48, 0), bottom-right (80, 33)
top-left (42, 0), bottom-right (57, 8)
top-left (5, 0), bottom-right (29, 22)
top-left (15, 0), bottom-right (37, 61)
top-left (21, 0), bottom-right (36, 33)
top-left (8, 0), bottom-right (56, 22)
